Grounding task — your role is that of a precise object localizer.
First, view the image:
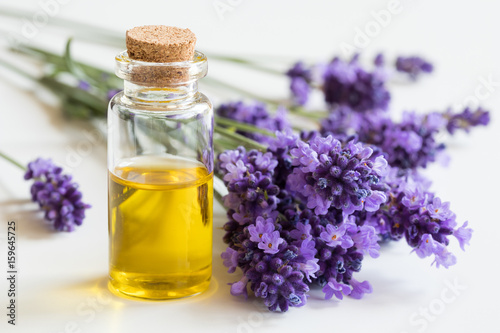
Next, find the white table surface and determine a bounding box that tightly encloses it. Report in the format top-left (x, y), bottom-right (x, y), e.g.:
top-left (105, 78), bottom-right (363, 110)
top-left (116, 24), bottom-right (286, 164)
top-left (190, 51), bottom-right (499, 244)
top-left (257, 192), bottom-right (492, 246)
top-left (1, 1), bottom-right (499, 332)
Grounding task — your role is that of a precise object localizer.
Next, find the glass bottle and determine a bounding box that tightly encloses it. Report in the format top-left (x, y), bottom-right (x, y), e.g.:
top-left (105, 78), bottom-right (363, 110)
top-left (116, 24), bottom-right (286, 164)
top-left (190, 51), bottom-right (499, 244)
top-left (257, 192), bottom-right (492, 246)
top-left (107, 49), bottom-right (213, 300)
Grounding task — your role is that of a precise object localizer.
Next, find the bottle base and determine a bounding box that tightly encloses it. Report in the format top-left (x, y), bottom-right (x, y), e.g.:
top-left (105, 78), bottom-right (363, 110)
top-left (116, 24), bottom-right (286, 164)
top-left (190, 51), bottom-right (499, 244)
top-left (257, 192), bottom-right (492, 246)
top-left (108, 272), bottom-right (211, 301)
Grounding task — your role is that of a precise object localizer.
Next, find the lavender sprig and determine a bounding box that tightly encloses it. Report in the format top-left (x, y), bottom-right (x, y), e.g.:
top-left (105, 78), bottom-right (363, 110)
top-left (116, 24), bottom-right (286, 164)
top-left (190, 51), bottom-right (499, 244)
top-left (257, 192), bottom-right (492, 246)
top-left (395, 56), bottom-right (433, 80)
top-left (444, 107), bottom-right (490, 134)
top-left (0, 152), bottom-right (91, 232)
top-left (362, 169), bottom-right (472, 267)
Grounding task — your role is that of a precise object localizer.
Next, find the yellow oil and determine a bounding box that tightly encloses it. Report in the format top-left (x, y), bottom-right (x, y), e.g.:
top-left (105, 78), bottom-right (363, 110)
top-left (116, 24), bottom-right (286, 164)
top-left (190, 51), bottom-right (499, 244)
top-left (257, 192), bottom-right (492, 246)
top-left (108, 155), bottom-right (213, 300)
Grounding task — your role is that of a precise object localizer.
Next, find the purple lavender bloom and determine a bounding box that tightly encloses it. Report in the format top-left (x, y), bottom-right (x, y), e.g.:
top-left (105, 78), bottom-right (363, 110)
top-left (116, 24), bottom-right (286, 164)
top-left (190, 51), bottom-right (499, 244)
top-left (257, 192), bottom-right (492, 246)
top-left (445, 107), bottom-right (491, 134)
top-left (230, 276), bottom-right (249, 299)
top-left (426, 197), bottom-right (453, 220)
top-left (454, 221), bottom-right (472, 251)
top-left (320, 223), bottom-right (353, 249)
top-left (374, 53), bottom-right (385, 67)
top-left (299, 237), bottom-right (317, 260)
top-left (414, 234), bottom-right (457, 268)
top-left (298, 259), bottom-right (320, 282)
top-left (425, 112), bottom-right (447, 131)
top-left (288, 135), bottom-right (388, 215)
top-left (248, 217), bottom-right (275, 243)
top-left (359, 111), bottom-right (446, 169)
top-left (401, 186), bottom-right (427, 210)
top-left (432, 243), bottom-right (457, 268)
top-left (24, 158), bottom-right (91, 232)
top-left (414, 234), bottom-right (437, 258)
top-left (286, 61), bottom-right (312, 81)
top-left (364, 190), bottom-right (387, 212)
top-left (289, 77), bottom-right (310, 105)
top-left (78, 80), bottom-right (91, 91)
top-left (218, 149), bottom-right (244, 170)
top-left (320, 105), bottom-right (357, 137)
top-left (24, 158), bottom-right (55, 179)
top-left (367, 170), bottom-right (469, 268)
top-left (319, 105), bottom-right (389, 138)
top-left (223, 221), bottom-right (311, 312)
top-left (217, 147), bottom-right (280, 219)
top-left (322, 56), bottom-right (390, 113)
top-left (286, 62), bottom-right (312, 105)
top-left (349, 279), bottom-right (373, 299)
top-left (322, 279), bottom-right (353, 300)
top-left (290, 222), bottom-right (312, 241)
top-left (222, 159), bottom-right (246, 182)
top-left (221, 247), bottom-right (239, 273)
top-left (395, 56), bottom-right (433, 80)
top-left (267, 131), bottom-right (299, 188)
top-left (258, 231), bottom-right (285, 254)
top-left (350, 225), bottom-right (380, 258)
top-left (268, 130), bottom-right (299, 152)
top-left (216, 102), bottom-right (292, 144)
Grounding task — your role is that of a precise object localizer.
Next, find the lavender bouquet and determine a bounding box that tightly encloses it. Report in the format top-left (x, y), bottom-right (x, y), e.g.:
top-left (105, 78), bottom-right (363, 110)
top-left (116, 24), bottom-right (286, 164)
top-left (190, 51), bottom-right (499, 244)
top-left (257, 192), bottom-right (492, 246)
top-left (0, 15), bottom-right (489, 311)
top-left (215, 54), bottom-right (488, 311)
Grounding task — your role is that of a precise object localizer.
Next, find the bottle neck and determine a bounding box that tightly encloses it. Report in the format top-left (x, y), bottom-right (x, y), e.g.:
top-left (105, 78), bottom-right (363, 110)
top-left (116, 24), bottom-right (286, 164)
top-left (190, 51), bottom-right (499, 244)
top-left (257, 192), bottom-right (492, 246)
top-left (123, 81), bottom-right (199, 104)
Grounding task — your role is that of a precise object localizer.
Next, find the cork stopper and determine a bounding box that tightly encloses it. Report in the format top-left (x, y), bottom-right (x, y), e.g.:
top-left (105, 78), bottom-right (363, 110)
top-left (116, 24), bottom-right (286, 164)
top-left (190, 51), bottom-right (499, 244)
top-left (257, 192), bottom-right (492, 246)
top-left (126, 25), bottom-right (196, 63)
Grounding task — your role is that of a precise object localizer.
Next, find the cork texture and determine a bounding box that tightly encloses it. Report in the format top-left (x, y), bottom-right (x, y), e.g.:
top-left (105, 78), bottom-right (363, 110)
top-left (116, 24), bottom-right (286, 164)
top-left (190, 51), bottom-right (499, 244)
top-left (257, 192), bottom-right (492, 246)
top-left (126, 25), bottom-right (196, 63)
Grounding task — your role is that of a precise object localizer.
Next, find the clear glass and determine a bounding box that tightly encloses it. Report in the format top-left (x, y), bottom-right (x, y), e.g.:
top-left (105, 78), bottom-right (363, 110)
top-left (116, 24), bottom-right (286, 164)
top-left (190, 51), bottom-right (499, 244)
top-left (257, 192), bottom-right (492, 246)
top-left (107, 51), bottom-right (213, 300)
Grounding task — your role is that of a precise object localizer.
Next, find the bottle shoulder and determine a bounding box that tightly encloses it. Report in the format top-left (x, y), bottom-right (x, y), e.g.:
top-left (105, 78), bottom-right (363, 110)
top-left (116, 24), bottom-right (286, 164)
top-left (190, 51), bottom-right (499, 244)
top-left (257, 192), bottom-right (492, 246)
top-left (109, 91), bottom-right (212, 116)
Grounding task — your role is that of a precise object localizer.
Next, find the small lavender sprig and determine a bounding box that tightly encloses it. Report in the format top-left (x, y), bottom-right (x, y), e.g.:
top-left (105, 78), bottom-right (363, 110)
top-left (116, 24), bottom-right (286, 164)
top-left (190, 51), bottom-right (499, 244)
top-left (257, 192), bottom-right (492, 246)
top-left (0, 152), bottom-right (91, 232)
top-left (395, 56), bottom-right (434, 80)
top-left (444, 107), bottom-right (490, 134)
top-left (362, 169), bottom-right (473, 267)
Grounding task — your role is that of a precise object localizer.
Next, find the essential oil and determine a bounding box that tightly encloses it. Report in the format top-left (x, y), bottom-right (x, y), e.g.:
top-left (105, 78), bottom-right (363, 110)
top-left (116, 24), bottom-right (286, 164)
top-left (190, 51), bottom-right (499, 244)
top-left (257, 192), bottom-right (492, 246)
top-left (108, 155), bottom-right (213, 299)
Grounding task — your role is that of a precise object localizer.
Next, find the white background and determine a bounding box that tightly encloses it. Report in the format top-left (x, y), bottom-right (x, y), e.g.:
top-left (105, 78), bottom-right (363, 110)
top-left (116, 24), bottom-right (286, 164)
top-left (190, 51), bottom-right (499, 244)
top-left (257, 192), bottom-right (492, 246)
top-left (0, 1), bottom-right (499, 332)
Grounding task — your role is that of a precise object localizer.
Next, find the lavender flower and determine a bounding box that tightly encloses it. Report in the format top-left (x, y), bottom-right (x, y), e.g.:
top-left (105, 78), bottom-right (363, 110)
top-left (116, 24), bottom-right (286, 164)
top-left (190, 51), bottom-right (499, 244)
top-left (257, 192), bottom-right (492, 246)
top-left (322, 279), bottom-right (352, 300)
top-left (454, 222), bottom-right (472, 251)
top-left (216, 102), bottom-right (291, 144)
top-left (78, 80), bottom-right (91, 91)
top-left (297, 208), bottom-right (375, 299)
top-left (322, 56), bottom-right (390, 113)
top-left (267, 131), bottom-right (299, 188)
top-left (287, 135), bottom-right (389, 215)
top-left (363, 171), bottom-right (472, 268)
top-left (320, 105), bottom-right (361, 137)
top-left (24, 158), bottom-right (91, 232)
top-left (222, 216), bottom-right (312, 311)
top-left (230, 276), bottom-right (249, 299)
top-left (359, 111), bottom-right (446, 169)
top-left (374, 53), bottom-right (385, 67)
top-left (286, 62), bottom-right (312, 105)
top-left (290, 222), bottom-right (312, 241)
top-left (258, 231), bottom-right (285, 254)
top-left (248, 217), bottom-right (275, 242)
top-left (217, 147), bottom-right (280, 221)
top-left (221, 247), bottom-right (239, 273)
top-left (320, 224), bottom-right (353, 248)
top-left (444, 107), bottom-right (490, 134)
top-left (349, 279), bottom-right (373, 299)
top-left (214, 50), bottom-right (486, 312)
top-left (395, 56), bottom-right (433, 80)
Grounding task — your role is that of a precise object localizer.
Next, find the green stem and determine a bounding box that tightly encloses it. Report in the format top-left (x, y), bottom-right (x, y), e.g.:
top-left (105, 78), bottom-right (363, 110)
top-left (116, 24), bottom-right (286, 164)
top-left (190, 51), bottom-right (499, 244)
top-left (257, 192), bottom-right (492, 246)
top-left (214, 127), bottom-right (267, 151)
top-left (0, 151), bottom-right (26, 171)
top-left (289, 106), bottom-right (328, 120)
top-left (215, 116), bottom-right (275, 137)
